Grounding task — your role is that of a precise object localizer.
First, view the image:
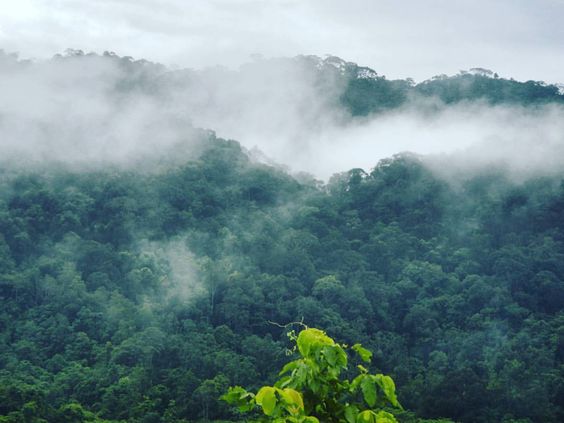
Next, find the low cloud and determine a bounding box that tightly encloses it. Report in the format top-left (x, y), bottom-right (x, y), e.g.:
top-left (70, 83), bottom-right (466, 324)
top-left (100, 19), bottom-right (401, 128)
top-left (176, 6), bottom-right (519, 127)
top-left (288, 102), bottom-right (564, 180)
top-left (1, 51), bottom-right (563, 183)
top-left (0, 52), bottom-right (205, 170)
top-left (138, 237), bottom-right (204, 302)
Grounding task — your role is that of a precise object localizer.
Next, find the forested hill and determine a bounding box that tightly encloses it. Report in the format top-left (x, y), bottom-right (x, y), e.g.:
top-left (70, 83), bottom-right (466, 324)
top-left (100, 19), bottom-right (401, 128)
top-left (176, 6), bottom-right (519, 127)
top-left (1, 132), bottom-right (563, 422)
top-left (2, 49), bottom-right (563, 119)
top-left (1, 50), bottom-right (564, 423)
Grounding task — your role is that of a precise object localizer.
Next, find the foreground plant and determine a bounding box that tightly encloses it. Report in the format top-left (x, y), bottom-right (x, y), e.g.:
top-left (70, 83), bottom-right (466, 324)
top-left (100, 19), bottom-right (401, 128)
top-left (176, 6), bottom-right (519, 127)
top-left (222, 327), bottom-right (402, 423)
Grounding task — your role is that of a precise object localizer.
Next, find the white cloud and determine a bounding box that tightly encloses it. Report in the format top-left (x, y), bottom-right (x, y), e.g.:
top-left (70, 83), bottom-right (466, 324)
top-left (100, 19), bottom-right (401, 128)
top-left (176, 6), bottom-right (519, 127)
top-left (1, 53), bottom-right (563, 182)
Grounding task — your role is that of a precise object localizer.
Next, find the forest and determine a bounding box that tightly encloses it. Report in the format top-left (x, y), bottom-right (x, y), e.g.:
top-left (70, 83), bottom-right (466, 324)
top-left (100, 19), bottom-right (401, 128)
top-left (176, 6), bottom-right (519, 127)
top-left (0, 51), bottom-right (563, 423)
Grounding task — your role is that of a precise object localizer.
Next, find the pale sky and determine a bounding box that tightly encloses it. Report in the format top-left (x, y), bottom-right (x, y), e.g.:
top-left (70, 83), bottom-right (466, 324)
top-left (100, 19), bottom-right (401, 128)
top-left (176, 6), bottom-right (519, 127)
top-left (0, 0), bottom-right (563, 83)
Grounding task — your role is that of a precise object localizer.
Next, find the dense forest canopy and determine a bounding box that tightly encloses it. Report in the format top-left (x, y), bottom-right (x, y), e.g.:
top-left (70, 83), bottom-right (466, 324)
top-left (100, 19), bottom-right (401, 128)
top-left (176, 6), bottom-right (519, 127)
top-left (0, 51), bottom-right (563, 423)
top-left (3, 49), bottom-right (562, 115)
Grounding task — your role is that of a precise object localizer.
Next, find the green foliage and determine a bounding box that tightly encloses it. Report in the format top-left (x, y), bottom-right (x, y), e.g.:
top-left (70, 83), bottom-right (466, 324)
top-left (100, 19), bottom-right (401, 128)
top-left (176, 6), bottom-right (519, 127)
top-left (223, 328), bottom-right (402, 423)
top-left (0, 129), bottom-right (562, 422)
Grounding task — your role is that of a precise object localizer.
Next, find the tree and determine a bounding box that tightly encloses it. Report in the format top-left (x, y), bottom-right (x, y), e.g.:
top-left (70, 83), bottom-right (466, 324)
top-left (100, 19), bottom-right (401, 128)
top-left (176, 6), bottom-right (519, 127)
top-left (223, 327), bottom-right (402, 422)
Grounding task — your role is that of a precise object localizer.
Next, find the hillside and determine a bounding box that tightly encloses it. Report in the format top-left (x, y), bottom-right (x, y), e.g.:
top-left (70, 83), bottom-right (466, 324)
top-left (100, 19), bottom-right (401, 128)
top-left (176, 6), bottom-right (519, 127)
top-left (0, 134), bottom-right (563, 422)
top-left (0, 51), bottom-right (563, 423)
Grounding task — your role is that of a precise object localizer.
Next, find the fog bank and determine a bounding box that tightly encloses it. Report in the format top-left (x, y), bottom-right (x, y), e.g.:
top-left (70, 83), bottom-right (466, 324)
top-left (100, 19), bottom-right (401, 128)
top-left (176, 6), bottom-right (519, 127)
top-left (1, 51), bottom-right (564, 182)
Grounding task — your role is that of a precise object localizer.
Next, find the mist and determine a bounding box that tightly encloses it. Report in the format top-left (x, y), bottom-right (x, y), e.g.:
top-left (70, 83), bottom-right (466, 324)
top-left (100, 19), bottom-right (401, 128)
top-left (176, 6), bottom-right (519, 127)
top-left (138, 237), bottom-right (204, 302)
top-left (307, 102), bottom-right (564, 181)
top-left (1, 50), bottom-right (564, 182)
top-left (0, 51), bottom-right (206, 170)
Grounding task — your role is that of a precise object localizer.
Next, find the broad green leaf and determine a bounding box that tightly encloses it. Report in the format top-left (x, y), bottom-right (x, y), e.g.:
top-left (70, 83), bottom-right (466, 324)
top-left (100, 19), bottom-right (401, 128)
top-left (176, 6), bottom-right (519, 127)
top-left (323, 345), bottom-right (338, 366)
top-left (357, 410), bottom-right (378, 423)
top-left (275, 375), bottom-right (292, 388)
top-left (375, 374), bottom-right (400, 408)
top-left (335, 345), bottom-right (348, 367)
top-left (352, 344), bottom-right (373, 363)
top-left (221, 386), bottom-right (252, 403)
top-left (297, 328), bottom-right (334, 358)
top-left (220, 386), bottom-right (255, 412)
top-left (351, 374), bottom-right (364, 392)
top-left (256, 386), bottom-right (278, 416)
top-left (304, 358), bottom-right (320, 373)
top-left (280, 388), bottom-right (304, 414)
top-left (375, 410), bottom-right (398, 423)
top-left (322, 345), bottom-right (347, 375)
top-left (279, 360), bottom-right (299, 376)
top-left (303, 417), bottom-right (320, 423)
top-left (220, 386), bottom-right (245, 404)
top-left (345, 404), bottom-right (359, 423)
top-left (361, 376), bottom-right (377, 407)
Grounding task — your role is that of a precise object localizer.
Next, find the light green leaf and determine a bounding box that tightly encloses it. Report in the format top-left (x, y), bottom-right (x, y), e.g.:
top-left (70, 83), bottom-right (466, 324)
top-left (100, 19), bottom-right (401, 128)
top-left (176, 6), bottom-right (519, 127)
top-left (297, 328), bottom-right (334, 358)
top-left (375, 410), bottom-right (398, 423)
top-left (256, 386), bottom-right (278, 416)
top-left (350, 374), bottom-right (364, 392)
top-left (335, 345), bottom-right (348, 367)
top-left (221, 386), bottom-right (252, 403)
top-left (357, 410), bottom-right (378, 423)
top-left (352, 344), bottom-right (373, 363)
top-left (361, 376), bottom-right (377, 407)
top-left (280, 388), bottom-right (304, 414)
top-left (220, 386), bottom-right (246, 404)
top-left (293, 362), bottom-right (308, 386)
top-left (375, 374), bottom-right (400, 408)
top-left (323, 345), bottom-right (338, 366)
top-left (345, 404), bottom-right (359, 423)
top-left (279, 360), bottom-right (299, 376)
top-left (275, 375), bottom-right (292, 388)
top-left (357, 364), bottom-right (368, 374)
top-left (220, 386), bottom-right (255, 412)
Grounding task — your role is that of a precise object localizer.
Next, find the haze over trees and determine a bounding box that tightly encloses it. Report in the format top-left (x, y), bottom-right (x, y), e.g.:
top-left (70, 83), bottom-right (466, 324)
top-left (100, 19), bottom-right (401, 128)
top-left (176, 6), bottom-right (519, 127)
top-left (0, 51), bottom-right (563, 423)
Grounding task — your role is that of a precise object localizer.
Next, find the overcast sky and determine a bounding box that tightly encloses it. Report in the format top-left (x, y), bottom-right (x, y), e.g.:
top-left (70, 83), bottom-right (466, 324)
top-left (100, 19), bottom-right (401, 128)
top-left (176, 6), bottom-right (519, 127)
top-left (1, 0), bottom-right (563, 83)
